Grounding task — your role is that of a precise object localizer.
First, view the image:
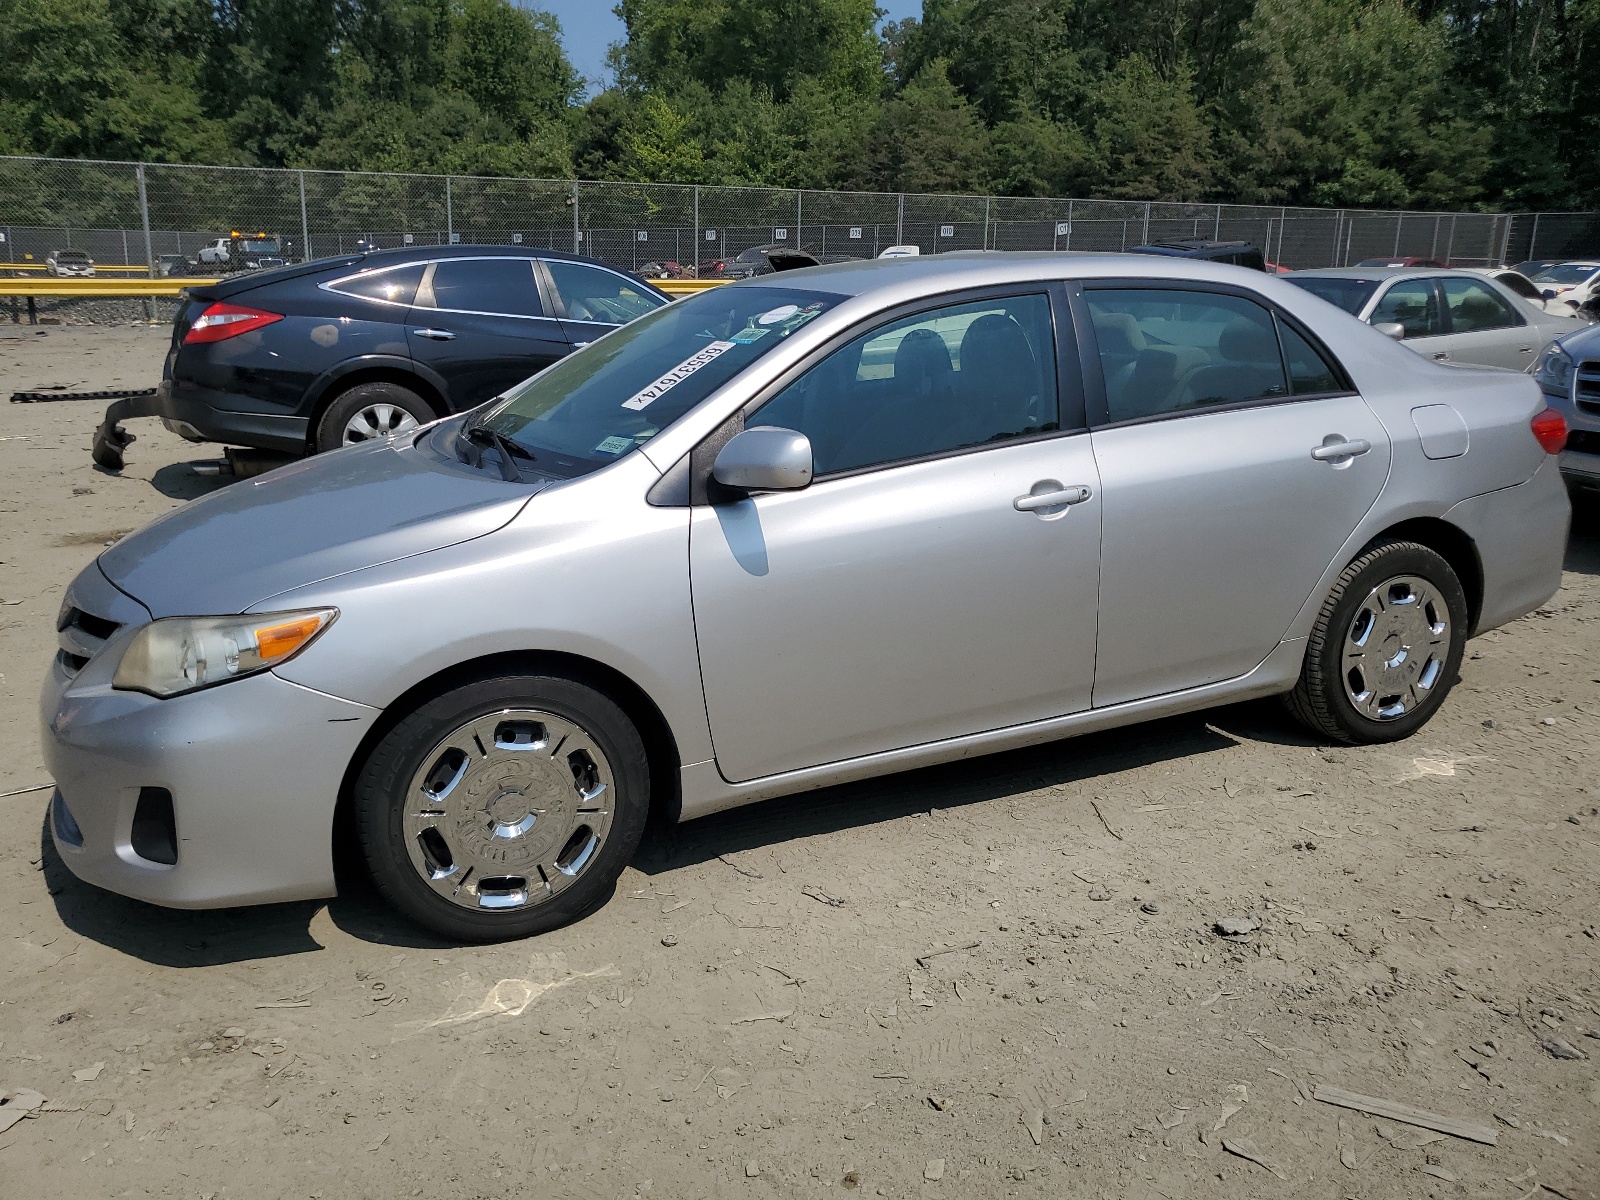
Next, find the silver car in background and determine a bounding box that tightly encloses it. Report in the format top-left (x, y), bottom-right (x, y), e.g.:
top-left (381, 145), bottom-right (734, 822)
top-left (43, 254), bottom-right (1570, 942)
top-left (1287, 266), bottom-right (1582, 368)
top-left (1531, 320), bottom-right (1600, 494)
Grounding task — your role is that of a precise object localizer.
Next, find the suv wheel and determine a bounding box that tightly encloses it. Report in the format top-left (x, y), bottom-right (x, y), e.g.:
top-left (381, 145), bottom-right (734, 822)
top-left (315, 381), bottom-right (435, 453)
top-left (353, 673), bottom-right (651, 942)
top-left (1284, 540), bottom-right (1469, 744)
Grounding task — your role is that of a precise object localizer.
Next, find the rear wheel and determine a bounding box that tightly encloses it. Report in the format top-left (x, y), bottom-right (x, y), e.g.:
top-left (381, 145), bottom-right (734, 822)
top-left (1284, 540), bottom-right (1468, 744)
top-left (353, 674), bottom-right (650, 942)
top-left (314, 381), bottom-right (434, 453)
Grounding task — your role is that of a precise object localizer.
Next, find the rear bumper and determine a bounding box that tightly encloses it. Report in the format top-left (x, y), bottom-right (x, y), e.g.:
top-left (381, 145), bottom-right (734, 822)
top-left (1560, 444), bottom-right (1600, 488)
top-left (1444, 455), bottom-right (1570, 633)
top-left (102, 380), bottom-right (308, 454)
top-left (41, 650), bottom-right (378, 909)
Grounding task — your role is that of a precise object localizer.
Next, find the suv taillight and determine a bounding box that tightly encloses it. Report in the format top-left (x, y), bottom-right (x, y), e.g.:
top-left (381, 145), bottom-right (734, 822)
top-left (1530, 407), bottom-right (1567, 454)
top-left (183, 302), bottom-right (283, 344)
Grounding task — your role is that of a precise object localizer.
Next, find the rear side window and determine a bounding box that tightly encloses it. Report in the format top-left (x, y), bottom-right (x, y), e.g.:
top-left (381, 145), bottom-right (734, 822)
top-left (1496, 272), bottom-right (1541, 300)
top-left (426, 258), bottom-right (543, 317)
top-left (1370, 279), bottom-right (1443, 338)
top-left (328, 264), bottom-right (424, 306)
top-left (1279, 323), bottom-right (1342, 395)
top-left (1441, 277), bottom-right (1521, 332)
top-left (545, 260), bottom-right (663, 324)
top-left (1086, 289), bottom-right (1286, 422)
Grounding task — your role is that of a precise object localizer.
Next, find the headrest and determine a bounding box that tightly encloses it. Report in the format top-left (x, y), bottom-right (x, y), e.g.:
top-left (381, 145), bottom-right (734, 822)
top-left (1218, 318), bottom-right (1279, 364)
top-left (959, 314), bottom-right (1036, 382)
top-left (894, 327), bottom-right (954, 385)
top-left (1093, 311), bottom-right (1146, 356)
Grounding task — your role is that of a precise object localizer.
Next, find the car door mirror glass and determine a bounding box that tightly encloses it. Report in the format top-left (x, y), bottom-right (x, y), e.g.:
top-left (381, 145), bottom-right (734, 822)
top-left (1373, 321), bottom-right (1406, 340)
top-left (712, 428), bottom-right (814, 493)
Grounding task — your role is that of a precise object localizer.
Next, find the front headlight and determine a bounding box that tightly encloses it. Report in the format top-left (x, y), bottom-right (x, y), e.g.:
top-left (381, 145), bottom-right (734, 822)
top-left (1531, 343), bottom-right (1575, 395)
top-left (113, 608), bottom-right (337, 698)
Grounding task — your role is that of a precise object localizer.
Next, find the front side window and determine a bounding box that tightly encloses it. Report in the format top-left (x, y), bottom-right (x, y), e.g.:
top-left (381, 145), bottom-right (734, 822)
top-left (475, 286), bottom-right (841, 478)
top-left (749, 294), bottom-right (1059, 475)
top-left (1086, 289), bottom-right (1286, 421)
top-left (1496, 272), bottom-right (1541, 300)
top-left (1370, 279), bottom-right (1443, 338)
top-left (1286, 276), bottom-right (1381, 316)
top-left (427, 258), bottom-right (543, 318)
top-left (1441, 277), bottom-right (1520, 332)
top-left (546, 260), bottom-right (664, 324)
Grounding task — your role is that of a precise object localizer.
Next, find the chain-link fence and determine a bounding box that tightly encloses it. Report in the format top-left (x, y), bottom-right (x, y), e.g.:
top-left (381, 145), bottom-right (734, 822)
top-left (2, 154), bottom-right (1592, 278)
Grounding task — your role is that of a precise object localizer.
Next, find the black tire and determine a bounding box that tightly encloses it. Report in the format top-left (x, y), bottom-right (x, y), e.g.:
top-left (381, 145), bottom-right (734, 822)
top-left (353, 674), bottom-right (651, 942)
top-left (1284, 540), bottom-right (1469, 744)
top-left (313, 381), bottom-right (435, 454)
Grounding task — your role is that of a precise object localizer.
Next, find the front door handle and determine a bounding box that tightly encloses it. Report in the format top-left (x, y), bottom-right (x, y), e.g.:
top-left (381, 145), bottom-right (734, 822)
top-left (1432, 351), bottom-right (1449, 361)
top-left (1310, 438), bottom-right (1372, 462)
top-left (1014, 484), bottom-right (1093, 512)
top-left (412, 327), bottom-right (456, 341)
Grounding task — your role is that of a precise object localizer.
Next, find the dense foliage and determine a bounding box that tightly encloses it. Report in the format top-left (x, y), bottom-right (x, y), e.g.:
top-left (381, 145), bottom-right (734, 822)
top-left (1, 0), bottom-right (1596, 209)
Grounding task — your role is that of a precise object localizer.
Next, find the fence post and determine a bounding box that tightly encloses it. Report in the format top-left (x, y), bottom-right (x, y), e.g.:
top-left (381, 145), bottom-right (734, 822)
top-left (1333, 209), bottom-right (1345, 266)
top-left (983, 196), bottom-right (991, 250)
top-left (1527, 213), bottom-right (1540, 263)
top-left (1142, 201), bottom-right (1151, 244)
top-left (796, 191), bottom-right (803, 250)
top-left (1391, 213), bottom-right (1402, 257)
top-left (1497, 212), bottom-right (1514, 267)
top-left (692, 186), bottom-right (700, 276)
top-left (1065, 199), bottom-right (1073, 251)
top-left (896, 193), bottom-right (904, 245)
top-left (299, 170), bottom-right (311, 260)
top-left (1277, 206), bottom-right (1287, 268)
top-left (572, 181), bottom-right (581, 254)
top-left (1213, 203), bottom-right (1222, 241)
top-left (445, 176), bottom-right (454, 244)
top-left (135, 163), bottom-right (154, 277)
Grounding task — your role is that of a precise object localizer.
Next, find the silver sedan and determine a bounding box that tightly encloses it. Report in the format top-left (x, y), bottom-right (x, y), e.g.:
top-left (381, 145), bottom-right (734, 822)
top-left (43, 254), bottom-right (1570, 941)
top-left (1286, 266), bottom-right (1583, 369)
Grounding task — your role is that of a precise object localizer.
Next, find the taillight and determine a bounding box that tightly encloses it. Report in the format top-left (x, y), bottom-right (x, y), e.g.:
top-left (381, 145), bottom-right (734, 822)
top-left (183, 302), bottom-right (283, 344)
top-left (1530, 407), bottom-right (1567, 454)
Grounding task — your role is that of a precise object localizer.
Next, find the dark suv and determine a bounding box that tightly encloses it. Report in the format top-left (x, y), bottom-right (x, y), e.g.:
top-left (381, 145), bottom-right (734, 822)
top-left (94, 246), bottom-right (668, 468)
top-left (1128, 239), bottom-right (1267, 271)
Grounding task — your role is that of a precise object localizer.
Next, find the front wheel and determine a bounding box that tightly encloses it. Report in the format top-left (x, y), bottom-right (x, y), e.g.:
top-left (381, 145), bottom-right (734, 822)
top-left (1284, 540), bottom-right (1469, 744)
top-left (353, 675), bottom-right (651, 942)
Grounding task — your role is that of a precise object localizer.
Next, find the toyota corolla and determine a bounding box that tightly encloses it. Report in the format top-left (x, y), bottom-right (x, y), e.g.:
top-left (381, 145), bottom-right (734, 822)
top-left (43, 254), bottom-right (1569, 941)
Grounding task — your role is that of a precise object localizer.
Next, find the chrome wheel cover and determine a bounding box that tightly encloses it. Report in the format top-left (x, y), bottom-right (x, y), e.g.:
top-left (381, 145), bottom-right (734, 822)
top-left (402, 709), bottom-right (614, 912)
top-left (1342, 575), bottom-right (1450, 721)
top-left (343, 402), bottom-right (421, 445)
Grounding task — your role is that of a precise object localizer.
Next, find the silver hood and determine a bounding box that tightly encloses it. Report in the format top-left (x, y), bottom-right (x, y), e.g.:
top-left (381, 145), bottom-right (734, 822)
top-left (98, 437), bottom-right (537, 617)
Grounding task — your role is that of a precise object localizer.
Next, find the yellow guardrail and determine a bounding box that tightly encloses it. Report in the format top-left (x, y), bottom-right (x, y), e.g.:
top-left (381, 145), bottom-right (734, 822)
top-left (0, 277), bottom-right (216, 297)
top-left (5, 262), bottom-right (163, 274)
top-left (654, 278), bottom-right (729, 296)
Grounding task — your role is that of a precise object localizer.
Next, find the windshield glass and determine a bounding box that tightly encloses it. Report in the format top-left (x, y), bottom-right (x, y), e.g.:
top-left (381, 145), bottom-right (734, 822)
top-left (1535, 263), bottom-right (1599, 284)
top-left (242, 239), bottom-right (280, 253)
top-left (1284, 276), bottom-right (1381, 315)
top-left (56, 250), bottom-right (89, 260)
top-left (475, 285), bottom-right (844, 478)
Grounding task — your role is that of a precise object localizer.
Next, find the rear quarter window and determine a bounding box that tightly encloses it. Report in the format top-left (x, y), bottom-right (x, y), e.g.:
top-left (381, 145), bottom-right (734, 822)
top-left (327, 264), bottom-right (425, 306)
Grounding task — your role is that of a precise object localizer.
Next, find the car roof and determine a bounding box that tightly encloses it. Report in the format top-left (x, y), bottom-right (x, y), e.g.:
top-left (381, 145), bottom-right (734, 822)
top-left (1289, 266), bottom-right (1451, 279)
top-left (349, 244), bottom-right (637, 270)
top-left (720, 250), bottom-right (1300, 300)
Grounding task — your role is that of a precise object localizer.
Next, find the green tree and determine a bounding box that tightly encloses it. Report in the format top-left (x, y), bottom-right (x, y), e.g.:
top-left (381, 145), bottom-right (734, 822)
top-left (847, 60), bottom-right (993, 193)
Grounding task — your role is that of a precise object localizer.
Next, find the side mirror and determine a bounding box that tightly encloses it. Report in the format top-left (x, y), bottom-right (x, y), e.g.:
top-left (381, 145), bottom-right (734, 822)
top-left (711, 427), bottom-right (813, 493)
top-left (1542, 289), bottom-right (1557, 300)
top-left (1373, 321), bottom-right (1406, 341)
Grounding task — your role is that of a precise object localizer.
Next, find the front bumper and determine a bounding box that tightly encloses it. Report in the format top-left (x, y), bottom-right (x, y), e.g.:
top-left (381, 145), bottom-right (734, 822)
top-left (41, 641), bottom-right (379, 909)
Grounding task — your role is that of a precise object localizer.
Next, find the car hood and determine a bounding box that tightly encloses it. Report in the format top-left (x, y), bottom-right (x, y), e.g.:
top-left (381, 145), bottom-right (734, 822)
top-left (99, 438), bottom-right (537, 617)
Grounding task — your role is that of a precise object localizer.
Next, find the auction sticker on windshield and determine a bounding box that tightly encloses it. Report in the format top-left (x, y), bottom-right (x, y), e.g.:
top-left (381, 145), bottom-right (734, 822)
top-left (621, 340), bottom-right (737, 411)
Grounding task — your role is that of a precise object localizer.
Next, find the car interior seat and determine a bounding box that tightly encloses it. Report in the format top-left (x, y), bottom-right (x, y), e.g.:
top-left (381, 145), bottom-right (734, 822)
top-left (958, 314), bottom-right (1042, 441)
top-left (833, 327), bottom-right (956, 471)
top-left (1181, 319), bottom-right (1286, 409)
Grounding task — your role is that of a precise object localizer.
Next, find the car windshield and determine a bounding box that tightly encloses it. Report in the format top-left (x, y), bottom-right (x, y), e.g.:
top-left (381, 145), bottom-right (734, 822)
top-left (735, 247), bottom-right (770, 262)
top-left (1534, 263), bottom-right (1599, 284)
top-left (56, 250), bottom-right (89, 261)
top-left (472, 285), bottom-right (843, 479)
top-left (243, 239), bottom-right (280, 253)
top-left (1284, 276), bottom-right (1382, 315)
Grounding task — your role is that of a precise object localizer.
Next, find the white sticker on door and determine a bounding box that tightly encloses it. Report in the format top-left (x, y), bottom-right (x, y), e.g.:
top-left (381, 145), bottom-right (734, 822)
top-left (621, 340), bottom-right (737, 411)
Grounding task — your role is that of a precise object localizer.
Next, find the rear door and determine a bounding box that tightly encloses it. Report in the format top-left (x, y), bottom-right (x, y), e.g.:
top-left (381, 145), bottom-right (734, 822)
top-left (1438, 276), bottom-right (1540, 369)
top-left (404, 256), bottom-right (570, 409)
top-left (1367, 277), bottom-right (1452, 361)
top-left (539, 259), bottom-right (668, 348)
top-left (1082, 283), bottom-right (1391, 707)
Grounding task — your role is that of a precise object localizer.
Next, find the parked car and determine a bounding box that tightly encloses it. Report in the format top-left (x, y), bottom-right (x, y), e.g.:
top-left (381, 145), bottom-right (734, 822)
top-left (715, 244), bottom-right (822, 279)
top-left (49, 253), bottom-right (1567, 940)
top-left (878, 245), bottom-right (921, 258)
top-left (1129, 240), bottom-right (1266, 270)
top-left (45, 249), bottom-right (95, 277)
top-left (1464, 266), bottom-right (1589, 319)
top-left (1285, 267), bottom-right (1582, 369)
top-left (91, 246), bottom-right (670, 469)
top-left (155, 253), bottom-right (196, 278)
top-left (1531, 323), bottom-right (1600, 495)
top-left (1355, 256), bottom-right (1447, 268)
top-left (1531, 261), bottom-right (1600, 312)
top-left (1513, 259), bottom-right (1564, 279)
top-left (636, 260), bottom-right (689, 279)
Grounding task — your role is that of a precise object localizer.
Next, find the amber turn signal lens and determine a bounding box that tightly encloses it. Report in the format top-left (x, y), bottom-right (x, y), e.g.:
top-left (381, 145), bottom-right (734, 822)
top-left (254, 615), bottom-right (327, 661)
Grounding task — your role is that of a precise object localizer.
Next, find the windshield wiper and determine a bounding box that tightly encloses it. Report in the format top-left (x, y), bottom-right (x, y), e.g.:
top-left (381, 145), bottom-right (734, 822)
top-left (459, 423), bottom-right (535, 482)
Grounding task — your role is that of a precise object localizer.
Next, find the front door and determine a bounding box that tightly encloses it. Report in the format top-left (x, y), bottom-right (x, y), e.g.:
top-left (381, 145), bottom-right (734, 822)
top-left (690, 291), bottom-right (1103, 783)
top-left (540, 258), bottom-right (668, 348)
top-left (1082, 285), bottom-right (1392, 707)
top-left (405, 256), bottom-right (570, 410)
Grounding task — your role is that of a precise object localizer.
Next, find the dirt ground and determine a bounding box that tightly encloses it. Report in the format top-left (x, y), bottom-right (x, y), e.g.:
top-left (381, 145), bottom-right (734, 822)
top-left (2, 324), bottom-right (1598, 1200)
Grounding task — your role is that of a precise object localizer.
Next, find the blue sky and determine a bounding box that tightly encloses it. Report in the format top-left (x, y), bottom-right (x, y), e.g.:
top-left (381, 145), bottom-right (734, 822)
top-left (529, 1), bottom-right (924, 94)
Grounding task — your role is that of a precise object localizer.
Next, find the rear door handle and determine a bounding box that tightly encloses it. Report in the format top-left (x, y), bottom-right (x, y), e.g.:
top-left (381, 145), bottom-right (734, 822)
top-left (1014, 485), bottom-right (1092, 511)
top-left (412, 327), bottom-right (456, 341)
top-left (1310, 438), bottom-right (1372, 462)
top-left (1432, 352), bottom-right (1449, 361)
